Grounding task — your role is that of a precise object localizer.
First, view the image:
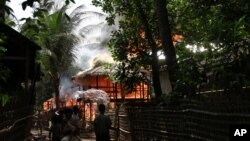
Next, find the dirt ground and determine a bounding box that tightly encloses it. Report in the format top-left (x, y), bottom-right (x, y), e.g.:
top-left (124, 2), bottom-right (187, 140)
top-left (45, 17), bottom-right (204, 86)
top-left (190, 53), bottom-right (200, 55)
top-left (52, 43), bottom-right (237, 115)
top-left (30, 128), bottom-right (96, 141)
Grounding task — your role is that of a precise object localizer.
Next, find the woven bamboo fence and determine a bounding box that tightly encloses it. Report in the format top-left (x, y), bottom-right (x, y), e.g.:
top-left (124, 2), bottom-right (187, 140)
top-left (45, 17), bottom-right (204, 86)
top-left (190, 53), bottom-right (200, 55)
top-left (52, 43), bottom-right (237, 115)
top-left (124, 94), bottom-right (250, 141)
top-left (0, 92), bottom-right (35, 141)
top-left (118, 104), bottom-right (132, 141)
top-left (107, 103), bottom-right (132, 141)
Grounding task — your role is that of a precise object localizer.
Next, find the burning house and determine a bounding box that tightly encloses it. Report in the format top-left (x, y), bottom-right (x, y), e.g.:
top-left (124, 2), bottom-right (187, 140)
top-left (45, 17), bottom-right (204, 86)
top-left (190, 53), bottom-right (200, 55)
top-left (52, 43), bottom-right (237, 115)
top-left (74, 63), bottom-right (150, 121)
top-left (73, 64), bottom-right (150, 101)
top-left (42, 3), bottom-right (150, 121)
top-left (43, 62), bottom-right (150, 121)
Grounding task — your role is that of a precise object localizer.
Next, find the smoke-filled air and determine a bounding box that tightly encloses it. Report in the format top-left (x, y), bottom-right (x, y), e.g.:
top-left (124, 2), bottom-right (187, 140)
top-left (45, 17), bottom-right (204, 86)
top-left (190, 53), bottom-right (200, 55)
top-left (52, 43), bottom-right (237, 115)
top-left (59, 1), bottom-right (117, 100)
top-left (70, 4), bottom-right (117, 70)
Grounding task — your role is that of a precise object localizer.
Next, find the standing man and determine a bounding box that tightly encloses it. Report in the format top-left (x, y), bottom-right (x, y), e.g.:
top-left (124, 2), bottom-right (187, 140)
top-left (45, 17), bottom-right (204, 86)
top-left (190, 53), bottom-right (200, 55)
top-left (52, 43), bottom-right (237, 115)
top-left (71, 105), bottom-right (81, 137)
top-left (94, 104), bottom-right (112, 141)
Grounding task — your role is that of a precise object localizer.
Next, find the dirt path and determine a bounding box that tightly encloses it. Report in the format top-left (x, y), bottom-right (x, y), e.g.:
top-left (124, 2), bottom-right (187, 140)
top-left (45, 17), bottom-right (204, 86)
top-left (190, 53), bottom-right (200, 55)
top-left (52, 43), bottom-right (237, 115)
top-left (31, 128), bottom-right (96, 141)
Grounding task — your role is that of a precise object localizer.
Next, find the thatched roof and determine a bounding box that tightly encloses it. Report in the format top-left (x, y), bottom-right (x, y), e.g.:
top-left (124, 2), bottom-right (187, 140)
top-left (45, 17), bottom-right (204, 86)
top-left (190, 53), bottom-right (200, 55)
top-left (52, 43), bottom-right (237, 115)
top-left (76, 65), bottom-right (113, 77)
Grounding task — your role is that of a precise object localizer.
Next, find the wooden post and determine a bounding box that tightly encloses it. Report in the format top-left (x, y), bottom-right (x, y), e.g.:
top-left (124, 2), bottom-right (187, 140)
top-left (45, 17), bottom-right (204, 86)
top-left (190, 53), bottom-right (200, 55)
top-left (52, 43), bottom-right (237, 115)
top-left (115, 83), bottom-right (118, 100)
top-left (90, 102), bottom-right (92, 121)
top-left (83, 102), bottom-right (86, 122)
top-left (142, 83), bottom-right (145, 100)
top-left (140, 83), bottom-right (142, 99)
top-left (96, 76), bottom-right (99, 89)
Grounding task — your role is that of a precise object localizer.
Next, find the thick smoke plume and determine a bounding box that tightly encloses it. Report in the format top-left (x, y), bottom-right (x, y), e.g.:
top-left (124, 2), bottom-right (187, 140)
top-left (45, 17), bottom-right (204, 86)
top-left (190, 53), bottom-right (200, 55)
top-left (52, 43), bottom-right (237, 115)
top-left (59, 2), bottom-right (117, 99)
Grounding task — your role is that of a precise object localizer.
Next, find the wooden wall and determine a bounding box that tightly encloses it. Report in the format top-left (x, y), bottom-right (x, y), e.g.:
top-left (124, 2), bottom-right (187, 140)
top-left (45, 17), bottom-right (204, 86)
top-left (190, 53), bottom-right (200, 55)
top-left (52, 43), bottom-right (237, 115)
top-left (75, 74), bottom-right (150, 101)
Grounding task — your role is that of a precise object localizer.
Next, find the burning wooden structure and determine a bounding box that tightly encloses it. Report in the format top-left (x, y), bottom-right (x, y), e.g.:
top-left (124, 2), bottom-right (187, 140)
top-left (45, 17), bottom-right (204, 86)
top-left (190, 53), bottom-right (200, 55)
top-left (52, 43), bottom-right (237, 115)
top-left (77, 66), bottom-right (149, 121)
top-left (73, 65), bottom-right (150, 101)
top-left (43, 64), bottom-right (150, 121)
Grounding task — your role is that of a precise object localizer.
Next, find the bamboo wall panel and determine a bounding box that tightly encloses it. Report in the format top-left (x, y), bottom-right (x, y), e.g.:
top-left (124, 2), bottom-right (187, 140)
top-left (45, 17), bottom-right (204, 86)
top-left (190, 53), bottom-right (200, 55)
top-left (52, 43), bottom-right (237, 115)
top-left (125, 95), bottom-right (250, 141)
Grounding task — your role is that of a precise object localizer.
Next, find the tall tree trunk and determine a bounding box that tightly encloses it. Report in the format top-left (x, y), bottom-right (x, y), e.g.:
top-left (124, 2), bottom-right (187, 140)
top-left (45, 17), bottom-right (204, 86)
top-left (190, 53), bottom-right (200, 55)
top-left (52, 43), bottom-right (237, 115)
top-left (53, 75), bottom-right (60, 109)
top-left (0, 0), bottom-right (6, 23)
top-left (155, 0), bottom-right (177, 92)
top-left (135, 1), bottom-right (162, 99)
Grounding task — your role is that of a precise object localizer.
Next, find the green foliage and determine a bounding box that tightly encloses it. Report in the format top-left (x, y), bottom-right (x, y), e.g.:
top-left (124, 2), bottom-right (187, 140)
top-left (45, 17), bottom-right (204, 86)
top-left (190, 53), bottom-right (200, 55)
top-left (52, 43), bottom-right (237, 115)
top-left (0, 94), bottom-right (9, 106)
top-left (94, 0), bottom-right (250, 96)
top-left (0, 33), bottom-right (7, 52)
top-left (93, 0), bottom-right (159, 93)
top-left (0, 33), bottom-right (10, 82)
top-left (174, 44), bottom-right (205, 95)
top-left (168, 0), bottom-right (250, 94)
top-left (20, 3), bottom-right (78, 108)
top-left (21, 0), bottom-right (75, 10)
top-left (4, 4), bottom-right (14, 16)
top-left (0, 32), bottom-right (10, 107)
top-left (65, 0), bottom-right (75, 5)
top-left (35, 75), bottom-right (54, 109)
top-left (21, 5), bottom-right (77, 76)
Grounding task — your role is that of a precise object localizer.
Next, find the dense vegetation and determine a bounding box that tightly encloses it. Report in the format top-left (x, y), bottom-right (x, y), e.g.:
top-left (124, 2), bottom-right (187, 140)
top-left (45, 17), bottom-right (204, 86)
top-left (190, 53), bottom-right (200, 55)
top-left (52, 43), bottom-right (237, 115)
top-left (1, 0), bottom-right (250, 106)
top-left (93, 0), bottom-right (250, 97)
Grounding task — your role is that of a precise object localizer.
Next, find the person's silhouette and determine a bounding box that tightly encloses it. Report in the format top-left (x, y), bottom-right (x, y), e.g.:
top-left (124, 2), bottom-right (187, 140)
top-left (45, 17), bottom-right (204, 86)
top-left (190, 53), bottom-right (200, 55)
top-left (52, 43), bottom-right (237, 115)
top-left (94, 104), bottom-right (112, 141)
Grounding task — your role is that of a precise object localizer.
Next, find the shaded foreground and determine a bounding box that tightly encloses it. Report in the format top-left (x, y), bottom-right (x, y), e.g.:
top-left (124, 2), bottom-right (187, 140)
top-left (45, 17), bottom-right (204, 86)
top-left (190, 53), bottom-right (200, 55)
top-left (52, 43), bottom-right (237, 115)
top-left (30, 127), bottom-right (96, 141)
top-left (125, 93), bottom-right (250, 141)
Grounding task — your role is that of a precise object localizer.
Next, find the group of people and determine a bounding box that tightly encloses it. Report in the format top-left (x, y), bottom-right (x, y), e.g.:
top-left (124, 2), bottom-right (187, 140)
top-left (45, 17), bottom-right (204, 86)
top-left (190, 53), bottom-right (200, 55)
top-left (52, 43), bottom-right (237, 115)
top-left (49, 104), bottom-right (112, 141)
top-left (49, 105), bottom-right (81, 141)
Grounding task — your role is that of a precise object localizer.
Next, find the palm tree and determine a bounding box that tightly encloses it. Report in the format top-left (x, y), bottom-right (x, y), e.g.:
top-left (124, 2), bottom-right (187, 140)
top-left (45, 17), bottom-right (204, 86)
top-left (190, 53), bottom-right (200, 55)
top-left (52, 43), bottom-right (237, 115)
top-left (21, 5), bottom-right (77, 109)
top-left (70, 4), bottom-right (116, 69)
top-left (0, 0), bottom-right (6, 23)
top-left (40, 7), bottom-right (77, 109)
top-left (0, 0), bottom-right (17, 24)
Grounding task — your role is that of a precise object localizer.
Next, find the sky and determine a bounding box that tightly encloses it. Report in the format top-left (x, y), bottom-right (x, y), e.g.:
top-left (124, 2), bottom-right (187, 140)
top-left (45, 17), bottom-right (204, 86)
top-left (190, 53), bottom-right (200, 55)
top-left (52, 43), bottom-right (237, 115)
top-left (7, 0), bottom-right (34, 20)
top-left (7, 0), bottom-right (101, 21)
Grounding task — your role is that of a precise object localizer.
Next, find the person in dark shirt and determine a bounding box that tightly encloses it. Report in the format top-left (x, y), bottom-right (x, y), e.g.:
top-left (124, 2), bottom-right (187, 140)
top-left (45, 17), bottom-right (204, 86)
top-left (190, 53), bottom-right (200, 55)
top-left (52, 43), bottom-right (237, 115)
top-left (49, 114), bottom-right (62, 141)
top-left (94, 104), bottom-right (112, 141)
top-left (71, 106), bottom-right (81, 137)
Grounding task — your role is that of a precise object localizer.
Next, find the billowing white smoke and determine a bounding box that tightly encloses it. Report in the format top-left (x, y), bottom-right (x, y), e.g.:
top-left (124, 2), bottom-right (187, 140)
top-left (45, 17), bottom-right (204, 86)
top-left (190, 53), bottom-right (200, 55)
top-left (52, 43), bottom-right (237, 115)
top-left (73, 45), bottom-right (114, 70)
top-left (59, 73), bottom-right (82, 99)
top-left (71, 4), bottom-right (117, 71)
top-left (59, 2), bottom-right (117, 99)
